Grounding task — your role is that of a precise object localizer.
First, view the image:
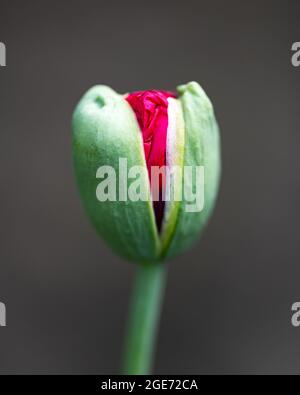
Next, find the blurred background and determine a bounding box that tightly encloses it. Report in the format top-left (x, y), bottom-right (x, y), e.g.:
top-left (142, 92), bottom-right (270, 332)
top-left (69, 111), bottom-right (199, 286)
top-left (0, 0), bottom-right (299, 374)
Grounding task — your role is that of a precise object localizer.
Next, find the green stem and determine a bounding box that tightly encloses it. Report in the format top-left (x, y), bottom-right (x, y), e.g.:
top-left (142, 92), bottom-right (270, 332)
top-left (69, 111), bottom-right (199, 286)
top-left (122, 262), bottom-right (167, 375)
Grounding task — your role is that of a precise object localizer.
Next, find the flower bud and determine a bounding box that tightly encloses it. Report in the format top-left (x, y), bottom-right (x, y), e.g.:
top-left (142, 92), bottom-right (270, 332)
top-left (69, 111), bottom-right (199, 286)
top-left (72, 81), bottom-right (221, 263)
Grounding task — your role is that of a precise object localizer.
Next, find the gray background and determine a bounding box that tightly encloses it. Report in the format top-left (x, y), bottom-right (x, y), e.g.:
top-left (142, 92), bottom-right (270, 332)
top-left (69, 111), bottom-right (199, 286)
top-left (0, 0), bottom-right (299, 374)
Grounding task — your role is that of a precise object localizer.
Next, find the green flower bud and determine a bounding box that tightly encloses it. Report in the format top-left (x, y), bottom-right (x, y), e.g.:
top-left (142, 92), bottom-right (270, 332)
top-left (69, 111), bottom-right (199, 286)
top-left (72, 81), bottom-right (221, 263)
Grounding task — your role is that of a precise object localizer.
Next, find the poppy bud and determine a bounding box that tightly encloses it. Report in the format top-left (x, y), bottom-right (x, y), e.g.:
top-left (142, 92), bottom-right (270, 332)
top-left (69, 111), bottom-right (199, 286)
top-left (72, 81), bottom-right (221, 263)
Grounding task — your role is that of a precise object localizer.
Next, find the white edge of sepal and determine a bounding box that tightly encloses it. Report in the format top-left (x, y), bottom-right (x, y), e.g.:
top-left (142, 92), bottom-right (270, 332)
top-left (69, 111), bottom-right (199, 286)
top-left (160, 97), bottom-right (185, 257)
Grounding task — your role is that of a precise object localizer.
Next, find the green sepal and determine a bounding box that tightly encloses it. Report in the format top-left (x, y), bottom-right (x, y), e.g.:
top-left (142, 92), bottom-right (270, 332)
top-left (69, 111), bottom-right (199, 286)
top-left (164, 81), bottom-right (221, 259)
top-left (72, 86), bottom-right (160, 263)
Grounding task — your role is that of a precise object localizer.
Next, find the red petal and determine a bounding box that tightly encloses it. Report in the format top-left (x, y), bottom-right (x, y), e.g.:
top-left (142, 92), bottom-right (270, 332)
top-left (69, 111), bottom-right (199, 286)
top-left (126, 90), bottom-right (176, 231)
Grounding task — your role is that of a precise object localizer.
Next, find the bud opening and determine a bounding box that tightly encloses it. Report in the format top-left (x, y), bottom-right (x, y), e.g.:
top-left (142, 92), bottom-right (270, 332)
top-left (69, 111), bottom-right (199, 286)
top-left (126, 90), bottom-right (176, 232)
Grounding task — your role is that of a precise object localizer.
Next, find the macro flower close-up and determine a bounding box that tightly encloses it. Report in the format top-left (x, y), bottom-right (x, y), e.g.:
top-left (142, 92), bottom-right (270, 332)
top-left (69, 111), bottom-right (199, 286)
top-left (1, 0), bottom-right (299, 382)
top-left (72, 81), bottom-right (221, 373)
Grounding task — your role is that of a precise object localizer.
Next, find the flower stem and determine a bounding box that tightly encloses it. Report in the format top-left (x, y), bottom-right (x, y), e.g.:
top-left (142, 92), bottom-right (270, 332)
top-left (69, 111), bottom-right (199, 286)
top-left (122, 262), bottom-right (167, 375)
